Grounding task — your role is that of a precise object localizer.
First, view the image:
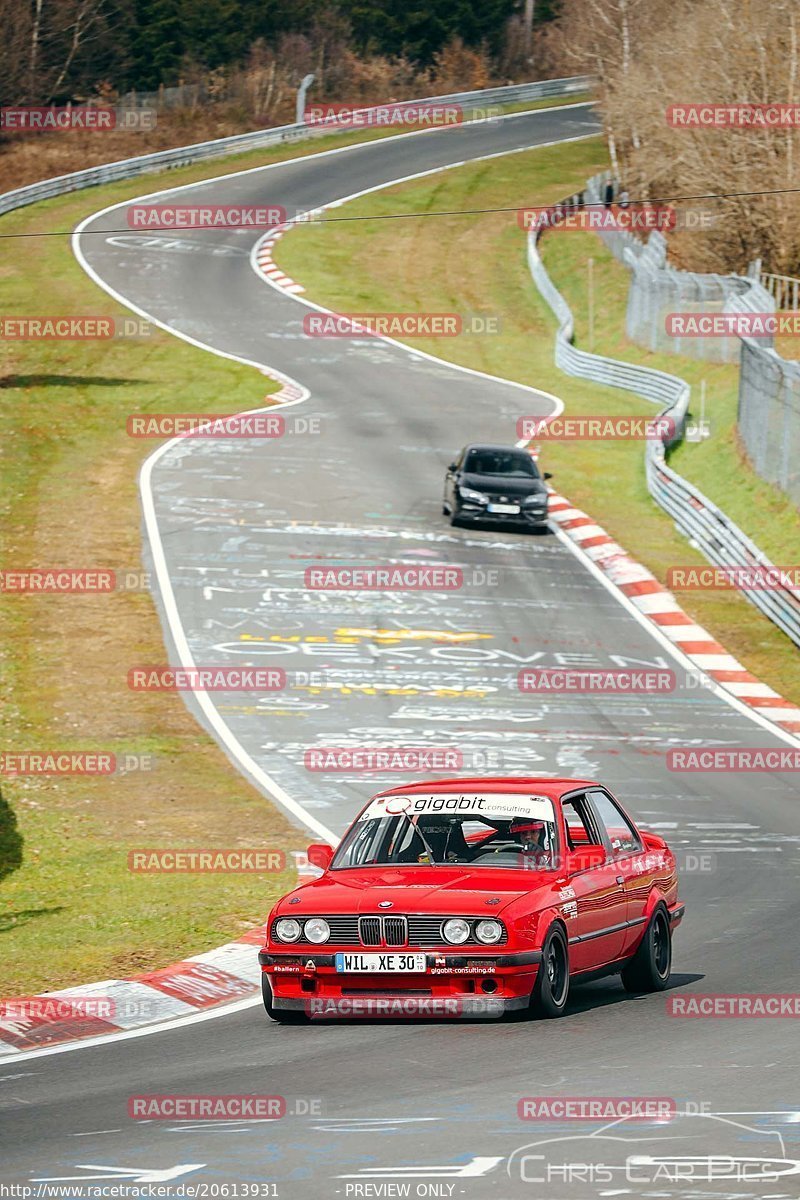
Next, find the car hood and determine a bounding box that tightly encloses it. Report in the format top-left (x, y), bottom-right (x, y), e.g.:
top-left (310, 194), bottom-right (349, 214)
top-left (461, 472), bottom-right (546, 497)
top-left (276, 866), bottom-right (549, 916)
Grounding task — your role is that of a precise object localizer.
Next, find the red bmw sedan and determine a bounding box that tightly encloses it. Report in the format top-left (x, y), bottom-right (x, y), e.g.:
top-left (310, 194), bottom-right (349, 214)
top-left (259, 777), bottom-right (684, 1021)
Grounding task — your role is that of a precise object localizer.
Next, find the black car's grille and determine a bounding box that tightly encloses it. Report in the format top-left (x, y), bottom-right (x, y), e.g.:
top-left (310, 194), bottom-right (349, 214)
top-left (272, 915), bottom-right (507, 947)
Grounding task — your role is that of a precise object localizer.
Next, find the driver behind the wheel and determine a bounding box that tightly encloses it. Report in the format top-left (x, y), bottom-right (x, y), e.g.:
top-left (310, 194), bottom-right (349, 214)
top-left (397, 817), bottom-right (471, 864)
top-left (509, 819), bottom-right (551, 864)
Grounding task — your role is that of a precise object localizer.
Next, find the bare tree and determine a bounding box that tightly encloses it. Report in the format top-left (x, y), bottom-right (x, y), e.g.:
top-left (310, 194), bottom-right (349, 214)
top-left (46, 0), bottom-right (106, 100)
top-left (551, 0), bottom-right (800, 273)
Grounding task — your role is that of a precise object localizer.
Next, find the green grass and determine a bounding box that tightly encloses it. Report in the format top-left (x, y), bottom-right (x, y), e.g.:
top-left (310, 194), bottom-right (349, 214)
top-left (274, 133), bottom-right (800, 705)
top-left (545, 231), bottom-right (800, 572)
top-left (0, 97), bottom-right (594, 997)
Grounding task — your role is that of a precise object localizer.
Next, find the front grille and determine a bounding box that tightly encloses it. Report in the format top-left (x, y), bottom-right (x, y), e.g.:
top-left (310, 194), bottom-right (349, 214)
top-left (272, 914), bottom-right (506, 947)
top-left (384, 916), bottom-right (408, 946)
top-left (358, 916), bottom-right (382, 946)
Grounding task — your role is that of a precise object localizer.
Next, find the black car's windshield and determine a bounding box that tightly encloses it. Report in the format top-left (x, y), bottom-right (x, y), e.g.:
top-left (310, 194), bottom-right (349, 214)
top-left (332, 793), bottom-right (558, 870)
top-left (464, 449), bottom-right (540, 478)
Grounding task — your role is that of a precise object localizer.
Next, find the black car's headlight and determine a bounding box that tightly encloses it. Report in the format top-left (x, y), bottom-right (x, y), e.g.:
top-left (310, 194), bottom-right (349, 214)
top-left (522, 494), bottom-right (548, 507)
top-left (458, 485), bottom-right (489, 505)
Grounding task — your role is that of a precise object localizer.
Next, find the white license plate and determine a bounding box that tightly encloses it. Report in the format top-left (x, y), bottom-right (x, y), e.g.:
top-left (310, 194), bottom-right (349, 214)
top-left (335, 952), bottom-right (426, 973)
top-left (487, 503), bottom-right (520, 514)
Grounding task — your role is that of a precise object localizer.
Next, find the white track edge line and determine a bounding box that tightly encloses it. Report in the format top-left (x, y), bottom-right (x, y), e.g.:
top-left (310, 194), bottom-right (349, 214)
top-left (2, 107), bottom-right (596, 1064)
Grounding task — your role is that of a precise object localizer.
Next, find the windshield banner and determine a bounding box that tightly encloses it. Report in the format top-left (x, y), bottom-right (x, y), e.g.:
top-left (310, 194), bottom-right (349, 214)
top-left (359, 793), bottom-right (555, 822)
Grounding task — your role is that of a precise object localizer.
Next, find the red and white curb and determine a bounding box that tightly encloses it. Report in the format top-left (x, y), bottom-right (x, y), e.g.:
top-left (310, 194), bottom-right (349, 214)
top-left (252, 211), bottom-right (326, 294)
top-left (269, 372), bottom-right (306, 404)
top-left (547, 490), bottom-right (800, 734)
top-left (0, 855), bottom-right (317, 1056)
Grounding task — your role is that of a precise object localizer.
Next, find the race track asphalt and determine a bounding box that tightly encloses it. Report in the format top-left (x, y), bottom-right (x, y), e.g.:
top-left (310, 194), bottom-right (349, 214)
top-left (2, 104), bottom-right (799, 1199)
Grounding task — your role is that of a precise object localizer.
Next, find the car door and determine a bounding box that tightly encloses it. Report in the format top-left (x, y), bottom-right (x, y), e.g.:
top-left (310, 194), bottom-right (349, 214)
top-left (561, 791), bottom-right (627, 971)
top-left (585, 787), bottom-right (651, 956)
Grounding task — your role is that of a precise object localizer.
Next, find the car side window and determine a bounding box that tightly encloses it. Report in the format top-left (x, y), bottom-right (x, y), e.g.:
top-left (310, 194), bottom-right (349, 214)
top-left (561, 794), bottom-right (602, 851)
top-left (587, 789), bottom-right (642, 855)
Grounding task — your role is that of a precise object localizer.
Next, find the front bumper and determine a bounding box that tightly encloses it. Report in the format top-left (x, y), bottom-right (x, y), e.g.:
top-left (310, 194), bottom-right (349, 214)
top-left (272, 993), bottom-right (529, 1017)
top-left (260, 949), bottom-right (542, 1018)
top-left (457, 504), bottom-right (548, 527)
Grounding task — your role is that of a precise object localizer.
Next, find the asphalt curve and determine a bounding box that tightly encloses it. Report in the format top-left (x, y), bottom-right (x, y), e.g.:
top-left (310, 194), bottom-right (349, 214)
top-left (3, 105), bottom-right (799, 1199)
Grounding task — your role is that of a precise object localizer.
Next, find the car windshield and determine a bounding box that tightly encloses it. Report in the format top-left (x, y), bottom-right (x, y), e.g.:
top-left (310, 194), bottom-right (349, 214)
top-left (332, 793), bottom-right (558, 870)
top-left (464, 449), bottom-right (540, 478)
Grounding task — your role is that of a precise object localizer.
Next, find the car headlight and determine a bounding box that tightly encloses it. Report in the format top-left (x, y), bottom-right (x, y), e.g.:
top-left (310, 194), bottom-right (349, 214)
top-left (303, 917), bottom-right (330, 944)
top-left (274, 918), bottom-right (302, 942)
top-left (458, 485), bottom-right (489, 505)
top-left (442, 918), bottom-right (471, 944)
top-left (522, 494), bottom-right (547, 506)
top-left (475, 919), bottom-right (503, 944)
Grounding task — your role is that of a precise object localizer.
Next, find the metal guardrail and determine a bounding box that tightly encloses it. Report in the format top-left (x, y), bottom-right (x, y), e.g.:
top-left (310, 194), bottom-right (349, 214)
top-left (527, 178), bottom-right (800, 650)
top-left (0, 75), bottom-right (591, 220)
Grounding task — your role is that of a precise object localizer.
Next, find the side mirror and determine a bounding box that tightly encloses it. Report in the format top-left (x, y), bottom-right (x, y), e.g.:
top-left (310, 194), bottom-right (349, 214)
top-left (307, 843), bottom-right (334, 871)
top-left (543, 471), bottom-right (553, 480)
top-left (565, 846), bottom-right (605, 872)
top-left (448, 462), bottom-right (458, 472)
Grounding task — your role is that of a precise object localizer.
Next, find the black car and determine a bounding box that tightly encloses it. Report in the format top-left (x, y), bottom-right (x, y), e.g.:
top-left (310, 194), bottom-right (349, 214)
top-left (443, 443), bottom-right (552, 528)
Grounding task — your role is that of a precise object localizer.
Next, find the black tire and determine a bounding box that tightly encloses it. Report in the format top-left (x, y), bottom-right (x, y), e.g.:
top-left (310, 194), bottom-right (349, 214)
top-left (621, 905), bottom-right (672, 993)
top-left (531, 924), bottom-right (570, 1018)
top-left (261, 974), bottom-right (307, 1023)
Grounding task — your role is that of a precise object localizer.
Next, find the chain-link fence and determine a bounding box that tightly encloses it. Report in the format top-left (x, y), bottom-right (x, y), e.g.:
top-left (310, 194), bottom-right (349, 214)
top-left (583, 172), bottom-right (800, 506)
top-left (584, 173), bottom-right (770, 365)
top-left (738, 340), bottom-right (800, 504)
top-left (528, 183), bottom-right (800, 649)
